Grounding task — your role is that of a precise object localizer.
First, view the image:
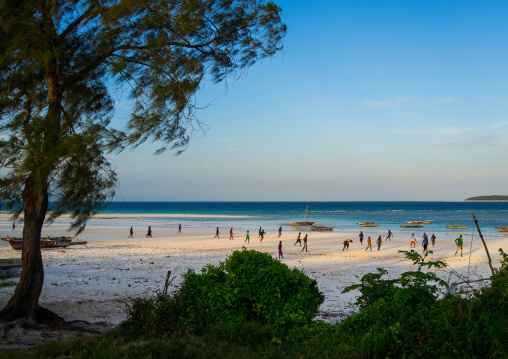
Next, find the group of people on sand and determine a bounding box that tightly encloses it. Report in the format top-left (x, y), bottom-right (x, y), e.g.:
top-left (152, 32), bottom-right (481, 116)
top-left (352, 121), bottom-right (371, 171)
top-left (130, 225), bottom-right (466, 259)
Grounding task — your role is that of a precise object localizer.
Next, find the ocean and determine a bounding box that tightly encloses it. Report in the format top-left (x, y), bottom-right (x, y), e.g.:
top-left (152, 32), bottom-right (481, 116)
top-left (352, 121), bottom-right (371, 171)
top-left (91, 201), bottom-right (508, 238)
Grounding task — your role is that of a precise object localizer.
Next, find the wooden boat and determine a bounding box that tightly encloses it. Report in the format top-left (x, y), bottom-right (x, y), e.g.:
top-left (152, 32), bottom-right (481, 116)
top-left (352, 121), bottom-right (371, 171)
top-left (357, 222), bottom-right (374, 225)
top-left (290, 206), bottom-right (316, 226)
top-left (0, 258), bottom-right (22, 278)
top-left (407, 220), bottom-right (433, 224)
top-left (1, 236), bottom-right (87, 251)
top-left (310, 225), bottom-right (334, 231)
top-left (401, 224), bottom-right (423, 228)
top-left (446, 225), bottom-right (468, 229)
top-left (361, 224), bottom-right (379, 227)
top-left (498, 227), bottom-right (508, 232)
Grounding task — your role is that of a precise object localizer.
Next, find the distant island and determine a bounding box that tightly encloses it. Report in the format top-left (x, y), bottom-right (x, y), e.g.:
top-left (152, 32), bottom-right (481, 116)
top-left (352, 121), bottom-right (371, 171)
top-left (465, 195), bottom-right (508, 201)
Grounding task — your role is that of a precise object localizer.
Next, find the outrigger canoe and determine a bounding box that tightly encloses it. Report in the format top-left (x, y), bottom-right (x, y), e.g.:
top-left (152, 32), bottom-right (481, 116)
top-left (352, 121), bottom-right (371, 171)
top-left (2, 236), bottom-right (88, 251)
top-left (290, 205), bottom-right (316, 226)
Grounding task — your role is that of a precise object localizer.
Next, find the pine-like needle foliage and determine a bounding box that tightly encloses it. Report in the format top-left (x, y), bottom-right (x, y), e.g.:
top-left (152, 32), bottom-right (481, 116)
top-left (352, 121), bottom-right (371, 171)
top-left (0, 0), bottom-right (286, 231)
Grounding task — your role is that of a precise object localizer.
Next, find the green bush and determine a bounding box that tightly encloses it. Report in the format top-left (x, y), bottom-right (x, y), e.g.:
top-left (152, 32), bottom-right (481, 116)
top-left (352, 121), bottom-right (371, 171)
top-left (121, 248), bottom-right (324, 337)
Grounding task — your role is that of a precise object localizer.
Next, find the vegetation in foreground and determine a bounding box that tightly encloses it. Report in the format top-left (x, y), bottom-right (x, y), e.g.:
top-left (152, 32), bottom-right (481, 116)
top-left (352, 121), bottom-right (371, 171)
top-left (2, 248), bottom-right (507, 359)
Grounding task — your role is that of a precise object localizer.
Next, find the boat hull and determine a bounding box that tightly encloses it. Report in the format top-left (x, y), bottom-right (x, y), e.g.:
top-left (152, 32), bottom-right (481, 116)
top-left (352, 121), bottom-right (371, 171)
top-left (290, 221), bottom-right (316, 226)
top-left (310, 226), bottom-right (334, 231)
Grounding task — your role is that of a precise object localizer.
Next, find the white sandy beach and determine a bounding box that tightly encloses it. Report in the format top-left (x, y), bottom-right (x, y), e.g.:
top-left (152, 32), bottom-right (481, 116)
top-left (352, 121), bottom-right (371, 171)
top-left (1, 215), bottom-right (506, 328)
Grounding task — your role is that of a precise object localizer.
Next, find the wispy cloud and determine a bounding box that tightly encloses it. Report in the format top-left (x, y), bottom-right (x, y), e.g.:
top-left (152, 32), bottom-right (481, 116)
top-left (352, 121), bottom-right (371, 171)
top-left (390, 121), bottom-right (508, 136)
top-left (489, 121), bottom-right (508, 129)
top-left (362, 97), bottom-right (412, 109)
top-left (402, 134), bottom-right (507, 149)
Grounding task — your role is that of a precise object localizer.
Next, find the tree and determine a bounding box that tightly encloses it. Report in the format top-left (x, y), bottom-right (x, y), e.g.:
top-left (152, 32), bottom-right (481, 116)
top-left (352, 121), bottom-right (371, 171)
top-left (0, 0), bottom-right (285, 324)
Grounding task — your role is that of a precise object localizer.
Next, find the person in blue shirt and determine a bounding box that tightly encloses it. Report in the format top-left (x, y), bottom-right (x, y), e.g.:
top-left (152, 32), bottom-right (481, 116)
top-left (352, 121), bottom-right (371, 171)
top-left (422, 236), bottom-right (429, 254)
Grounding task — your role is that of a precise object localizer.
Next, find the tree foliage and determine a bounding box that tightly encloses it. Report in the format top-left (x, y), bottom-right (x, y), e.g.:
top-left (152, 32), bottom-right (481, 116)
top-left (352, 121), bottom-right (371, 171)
top-left (0, 0), bottom-right (286, 231)
top-left (0, 0), bottom-right (285, 323)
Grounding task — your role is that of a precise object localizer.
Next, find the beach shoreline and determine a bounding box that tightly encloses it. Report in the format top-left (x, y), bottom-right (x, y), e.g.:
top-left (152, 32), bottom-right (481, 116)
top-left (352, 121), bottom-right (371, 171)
top-left (1, 213), bottom-right (506, 332)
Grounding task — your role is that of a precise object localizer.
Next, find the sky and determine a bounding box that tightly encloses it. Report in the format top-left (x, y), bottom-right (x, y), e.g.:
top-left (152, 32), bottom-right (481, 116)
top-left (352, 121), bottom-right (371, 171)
top-left (111, 0), bottom-right (508, 201)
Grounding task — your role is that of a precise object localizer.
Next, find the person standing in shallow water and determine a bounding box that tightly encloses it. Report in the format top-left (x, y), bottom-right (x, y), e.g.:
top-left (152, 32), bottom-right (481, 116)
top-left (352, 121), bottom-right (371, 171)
top-left (146, 226), bottom-right (152, 238)
top-left (376, 235), bottom-right (382, 251)
top-left (365, 236), bottom-right (372, 252)
top-left (215, 227), bottom-right (220, 238)
top-left (278, 241), bottom-right (283, 259)
top-left (359, 231), bottom-right (364, 245)
top-left (129, 226), bottom-right (133, 238)
top-left (12, 221), bottom-right (15, 231)
top-left (278, 226), bottom-right (282, 237)
top-left (302, 234), bottom-right (308, 252)
top-left (245, 230), bottom-right (250, 243)
top-left (178, 224), bottom-right (181, 234)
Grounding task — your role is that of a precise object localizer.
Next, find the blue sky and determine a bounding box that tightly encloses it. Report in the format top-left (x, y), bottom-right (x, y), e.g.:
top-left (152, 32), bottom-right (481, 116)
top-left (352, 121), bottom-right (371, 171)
top-left (111, 0), bottom-right (508, 201)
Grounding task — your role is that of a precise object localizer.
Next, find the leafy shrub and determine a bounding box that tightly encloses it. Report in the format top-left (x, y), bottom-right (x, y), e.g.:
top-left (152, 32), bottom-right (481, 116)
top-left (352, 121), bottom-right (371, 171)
top-left (121, 248), bottom-right (324, 337)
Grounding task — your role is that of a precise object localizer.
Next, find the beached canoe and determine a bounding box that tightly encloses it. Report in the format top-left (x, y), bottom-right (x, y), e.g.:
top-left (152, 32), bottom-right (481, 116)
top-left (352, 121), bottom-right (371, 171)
top-left (401, 224), bottom-right (423, 228)
top-left (310, 225), bottom-right (334, 231)
top-left (446, 225), bottom-right (468, 229)
top-left (1, 236), bottom-right (87, 251)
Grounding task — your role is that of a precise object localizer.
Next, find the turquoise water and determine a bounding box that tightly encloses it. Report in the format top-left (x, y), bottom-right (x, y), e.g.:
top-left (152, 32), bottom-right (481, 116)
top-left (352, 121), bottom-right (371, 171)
top-left (88, 201), bottom-right (508, 237)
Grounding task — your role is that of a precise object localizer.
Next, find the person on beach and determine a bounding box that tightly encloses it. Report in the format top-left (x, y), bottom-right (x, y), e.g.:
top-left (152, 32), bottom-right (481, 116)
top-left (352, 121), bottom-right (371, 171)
top-left (278, 226), bottom-right (282, 237)
top-left (146, 226), bottom-right (152, 238)
top-left (365, 236), bottom-right (372, 252)
top-left (455, 235), bottom-right (463, 257)
top-left (343, 239), bottom-right (353, 251)
top-left (386, 230), bottom-right (392, 241)
top-left (260, 230), bottom-right (265, 241)
top-left (376, 235), bottom-right (382, 251)
top-left (294, 232), bottom-right (302, 246)
top-left (278, 241), bottom-right (283, 259)
top-left (245, 230), bottom-right (250, 243)
top-left (302, 234), bottom-right (308, 252)
top-left (410, 234), bottom-right (416, 248)
top-left (230, 228), bottom-right (234, 240)
top-left (259, 227), bottom-right (262, 239)
top-left (215, 227), bottom-right (220, 238)
top-left (431, 234), bottom-right (436, 247)
top-left (178, 224), bottom-right (181, 234)
top-left (422, 233), bottom-right (428, 243)
top-left (422, 235), bottom-right (429, 254)
top-left (12, 221), bottom-right (15, 231)
top-left (129, 226), bottom-right (133, 238)
top-left (359, 231), bottom-right (364, 245)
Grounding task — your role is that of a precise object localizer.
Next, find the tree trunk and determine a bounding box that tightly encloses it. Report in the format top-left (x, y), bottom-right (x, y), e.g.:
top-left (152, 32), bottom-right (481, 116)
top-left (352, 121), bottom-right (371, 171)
top-left (0, 73), bottom-right (64, 325)
top-left (0, 176), bottom-right (64, 325)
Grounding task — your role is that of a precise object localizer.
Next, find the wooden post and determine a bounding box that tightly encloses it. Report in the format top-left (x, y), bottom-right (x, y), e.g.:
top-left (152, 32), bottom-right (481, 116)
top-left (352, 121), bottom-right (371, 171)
top-left (472, 212), bottom-right (495, 275)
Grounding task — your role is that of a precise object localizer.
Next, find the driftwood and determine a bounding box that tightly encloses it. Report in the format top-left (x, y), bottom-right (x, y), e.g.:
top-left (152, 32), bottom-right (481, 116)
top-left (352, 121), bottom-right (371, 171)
top-left (472, 212), bottom-right (494, 275)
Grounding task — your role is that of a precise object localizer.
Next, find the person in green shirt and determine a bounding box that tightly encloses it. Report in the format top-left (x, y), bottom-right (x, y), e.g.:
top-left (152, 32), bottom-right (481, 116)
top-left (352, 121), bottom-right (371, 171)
top-left (455, 235), bottom-right (463, 257)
